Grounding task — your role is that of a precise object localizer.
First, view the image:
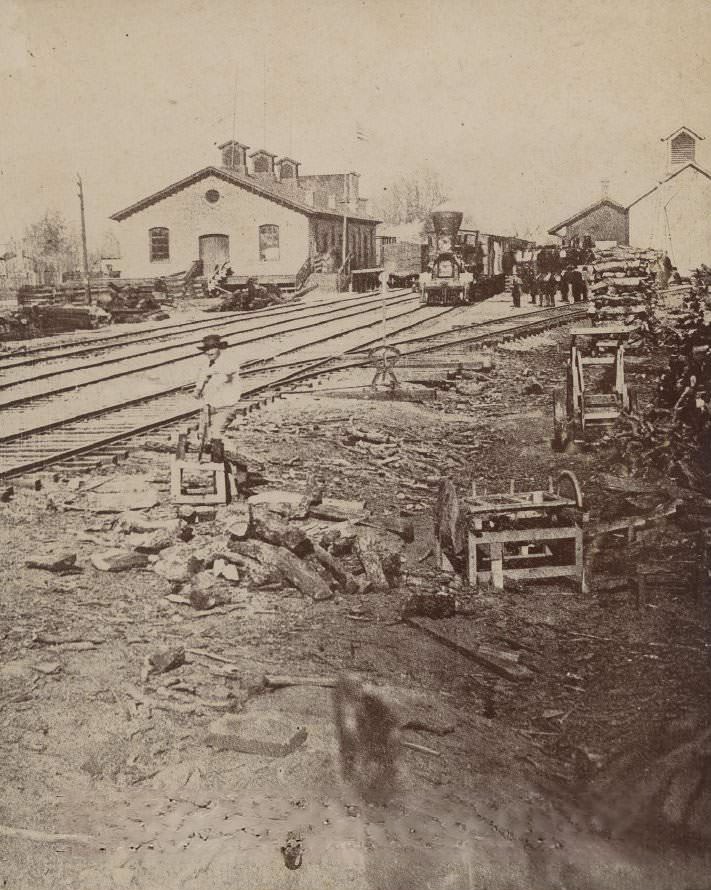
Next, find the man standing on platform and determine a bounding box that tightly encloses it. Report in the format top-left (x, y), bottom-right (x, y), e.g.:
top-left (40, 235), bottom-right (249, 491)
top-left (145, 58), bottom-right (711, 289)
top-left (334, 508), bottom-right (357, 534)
top-left (194, 334), bottom-right (242, 443)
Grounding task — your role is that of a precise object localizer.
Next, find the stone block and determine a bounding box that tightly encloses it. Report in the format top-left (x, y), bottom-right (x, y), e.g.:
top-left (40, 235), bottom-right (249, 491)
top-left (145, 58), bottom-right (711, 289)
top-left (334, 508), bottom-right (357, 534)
top-left (26, 549), bottom-right (78, 572)
top-left (205, 712), bottom-right (307, 757)
top-left (91, 549), bottom-right (150, 572)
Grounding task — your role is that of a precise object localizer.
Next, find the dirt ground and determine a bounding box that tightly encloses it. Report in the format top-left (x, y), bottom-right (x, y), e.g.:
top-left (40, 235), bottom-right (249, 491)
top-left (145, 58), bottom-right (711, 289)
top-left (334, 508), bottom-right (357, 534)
top-left (1, 323), bottom-right (710, 889)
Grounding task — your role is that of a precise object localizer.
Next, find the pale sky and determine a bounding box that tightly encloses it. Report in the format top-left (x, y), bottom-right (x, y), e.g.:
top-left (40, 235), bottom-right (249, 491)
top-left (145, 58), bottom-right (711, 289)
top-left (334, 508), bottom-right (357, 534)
top-left (2, 0), bottom-right (711, 248)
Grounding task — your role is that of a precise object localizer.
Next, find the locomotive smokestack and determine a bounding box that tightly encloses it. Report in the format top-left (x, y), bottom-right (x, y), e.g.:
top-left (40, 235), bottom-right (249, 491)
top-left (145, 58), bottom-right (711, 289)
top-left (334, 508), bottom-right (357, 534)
top-left (431, 210), bottom-right (463, 239)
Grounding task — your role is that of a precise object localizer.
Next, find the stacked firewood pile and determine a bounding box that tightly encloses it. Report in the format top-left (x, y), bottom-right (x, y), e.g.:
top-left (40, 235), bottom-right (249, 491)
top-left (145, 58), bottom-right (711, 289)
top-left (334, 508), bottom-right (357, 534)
top-left (587, 249), bottom-right (656, 327)
top-left (601, 278), bottom-right (711, 496)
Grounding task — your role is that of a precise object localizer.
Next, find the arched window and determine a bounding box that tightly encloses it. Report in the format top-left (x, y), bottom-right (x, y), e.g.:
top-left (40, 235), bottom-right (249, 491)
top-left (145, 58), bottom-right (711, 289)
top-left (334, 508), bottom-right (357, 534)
top-left (149, 227), bottom-right (169, 262)
top-left (259, 224), bottom-right (280, 262)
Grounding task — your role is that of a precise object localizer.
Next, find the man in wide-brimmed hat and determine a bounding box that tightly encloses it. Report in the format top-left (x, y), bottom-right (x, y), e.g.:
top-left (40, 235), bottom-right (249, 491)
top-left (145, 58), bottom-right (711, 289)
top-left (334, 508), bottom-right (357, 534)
top-left (194, 334), bottom-right (242, 440)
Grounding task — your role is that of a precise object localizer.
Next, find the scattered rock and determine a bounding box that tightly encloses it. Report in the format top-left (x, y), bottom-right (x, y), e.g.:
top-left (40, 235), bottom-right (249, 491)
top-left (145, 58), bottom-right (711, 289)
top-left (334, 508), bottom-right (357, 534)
top-left (401, 590), bottom-right (456, 620)
top-left (152, 545), bottom-right (203, 582)
top-left (32, 661), bottom-right (62, 675)
top-left (217, 503), bottom-right (251, 538)
top-left (26, 549), bottom-right (78, 573)
top-left (127, 529), bottom-right (175, 553)
top-left (212, 559), bottom-right (241, 583)
top-left (86, 491), bottom-right (160, 513)
top-left (522, 376), bottom-right (544, 395)
top-left (187, 574), bottom-right (231, 609)
top-left (91, 549), bottom-right (150, 572)
top-left (204, 712), bottom-right (307, 756)
top-left (145, 646), bottom-right (186, 679)
top-left (117, 511), bottom-right (181, 534)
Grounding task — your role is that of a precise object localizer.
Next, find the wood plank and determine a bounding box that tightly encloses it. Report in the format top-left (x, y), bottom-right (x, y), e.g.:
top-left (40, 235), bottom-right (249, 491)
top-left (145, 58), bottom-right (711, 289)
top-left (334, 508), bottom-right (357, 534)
top-left (405, 616), bottom-right (534, 681)
top-left (469, 526), bottom-right (580, 543)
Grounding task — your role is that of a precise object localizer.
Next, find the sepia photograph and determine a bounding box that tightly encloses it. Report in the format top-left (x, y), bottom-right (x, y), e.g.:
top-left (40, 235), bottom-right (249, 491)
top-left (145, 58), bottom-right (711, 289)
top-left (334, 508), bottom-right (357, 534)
top-left (1, 0), bottom-right (710, 887)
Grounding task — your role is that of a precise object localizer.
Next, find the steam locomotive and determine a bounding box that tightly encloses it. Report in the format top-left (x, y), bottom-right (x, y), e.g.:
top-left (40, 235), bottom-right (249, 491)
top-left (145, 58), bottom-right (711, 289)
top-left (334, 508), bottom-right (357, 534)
top-left (417, 210), bottom-right (513, 306)
top-left (418, 210), bottom-right (475, 306)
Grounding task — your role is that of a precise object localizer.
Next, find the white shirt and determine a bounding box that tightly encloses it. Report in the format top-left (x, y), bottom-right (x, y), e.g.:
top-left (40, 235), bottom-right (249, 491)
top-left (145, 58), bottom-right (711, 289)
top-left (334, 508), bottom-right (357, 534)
top-left (195, 350), bottom-right (242, 408)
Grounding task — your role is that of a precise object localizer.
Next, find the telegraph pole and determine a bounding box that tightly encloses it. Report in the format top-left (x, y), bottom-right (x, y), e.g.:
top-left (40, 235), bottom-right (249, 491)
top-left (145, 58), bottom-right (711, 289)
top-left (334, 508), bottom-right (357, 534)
top-left (77, 174), bottom-right (91, 304)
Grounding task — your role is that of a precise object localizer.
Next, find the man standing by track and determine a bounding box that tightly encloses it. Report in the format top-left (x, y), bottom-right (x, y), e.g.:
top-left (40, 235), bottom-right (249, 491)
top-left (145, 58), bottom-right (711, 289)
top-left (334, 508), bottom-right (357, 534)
top-left (194, 334), bottom-right (242, 443)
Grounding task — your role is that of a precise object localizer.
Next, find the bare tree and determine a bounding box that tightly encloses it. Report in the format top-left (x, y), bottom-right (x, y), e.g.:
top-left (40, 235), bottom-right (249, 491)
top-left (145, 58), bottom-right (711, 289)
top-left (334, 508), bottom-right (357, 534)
top-left (373, 166), bottom-right (448, 225)
top-left (22, 210), bottom-right (81, 284)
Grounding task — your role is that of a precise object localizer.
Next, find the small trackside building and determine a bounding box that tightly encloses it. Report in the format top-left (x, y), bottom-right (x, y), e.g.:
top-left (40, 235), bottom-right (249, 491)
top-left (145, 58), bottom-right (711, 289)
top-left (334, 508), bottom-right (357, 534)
top-left (548, 197), bottom-right (629, 246)
top-left (110, 140), bottom-right (379, 280)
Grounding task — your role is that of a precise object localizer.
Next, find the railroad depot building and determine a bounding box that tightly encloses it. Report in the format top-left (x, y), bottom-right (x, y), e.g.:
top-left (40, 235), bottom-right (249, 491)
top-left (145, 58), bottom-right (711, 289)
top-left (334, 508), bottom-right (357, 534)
top-left (627, 127), bottom-right (711, 273)
top-left (110, 140), bottom-right (379, 280)
top-left (547, 195), bottom-right (629, 246)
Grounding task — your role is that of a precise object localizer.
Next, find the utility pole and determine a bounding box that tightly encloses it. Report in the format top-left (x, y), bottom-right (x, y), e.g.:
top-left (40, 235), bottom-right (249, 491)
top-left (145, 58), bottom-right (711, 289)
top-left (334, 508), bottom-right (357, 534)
top-left (76, 174), bottom-right (91, 304)
top-left (341, 175), bottom-right (349, 266)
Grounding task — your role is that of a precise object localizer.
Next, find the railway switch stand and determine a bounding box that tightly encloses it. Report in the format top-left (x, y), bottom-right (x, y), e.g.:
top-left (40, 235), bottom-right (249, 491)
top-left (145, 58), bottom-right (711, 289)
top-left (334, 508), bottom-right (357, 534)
top-left (170, 426), bottom-right (229, 506)
top-left (369, 345), bottom-right (401, 390)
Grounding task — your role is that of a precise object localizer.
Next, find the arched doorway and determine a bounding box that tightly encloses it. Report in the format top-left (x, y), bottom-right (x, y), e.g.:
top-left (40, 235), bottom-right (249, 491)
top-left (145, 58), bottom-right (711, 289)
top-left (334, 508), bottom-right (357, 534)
top-left (199, 234), bottom-right (230, 274)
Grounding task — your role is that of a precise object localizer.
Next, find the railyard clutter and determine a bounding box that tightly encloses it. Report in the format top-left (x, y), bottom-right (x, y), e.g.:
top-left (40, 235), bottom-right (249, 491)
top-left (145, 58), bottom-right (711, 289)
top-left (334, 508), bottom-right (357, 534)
top-left (1, 246), bottom-right (710, 889)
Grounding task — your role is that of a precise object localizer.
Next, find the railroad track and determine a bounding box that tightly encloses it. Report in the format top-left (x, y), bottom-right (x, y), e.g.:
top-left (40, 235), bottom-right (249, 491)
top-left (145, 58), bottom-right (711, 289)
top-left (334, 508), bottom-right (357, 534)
top-left (0, 290), bottom-right (431, 439)
top-left (0, 301), bottom-right (586, 481)
top-left (0, 289), bottom-right (417, 391)
top-left (0, 288), bottom-right (467, 478)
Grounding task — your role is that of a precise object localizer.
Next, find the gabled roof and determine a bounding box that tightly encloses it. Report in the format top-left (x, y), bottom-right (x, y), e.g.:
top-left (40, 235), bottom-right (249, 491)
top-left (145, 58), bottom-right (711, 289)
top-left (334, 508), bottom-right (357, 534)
top-left (110, 165), bottom-right (378, 223)
top-left (249, 148), bottom-right (277, 158)
top-left (627, 161), bottom-right (711, 210)
top-left (547, 198), bottom-right (627, 236)
top-left (218, 139), bottom-right (250, 150)
top-left (662, 126), bottom-right (704, 142)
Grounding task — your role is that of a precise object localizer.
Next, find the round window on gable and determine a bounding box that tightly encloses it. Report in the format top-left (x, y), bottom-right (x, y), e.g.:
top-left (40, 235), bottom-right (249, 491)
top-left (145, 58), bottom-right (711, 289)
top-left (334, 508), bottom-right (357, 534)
top-left (205, 189), bottom-right (220, 204)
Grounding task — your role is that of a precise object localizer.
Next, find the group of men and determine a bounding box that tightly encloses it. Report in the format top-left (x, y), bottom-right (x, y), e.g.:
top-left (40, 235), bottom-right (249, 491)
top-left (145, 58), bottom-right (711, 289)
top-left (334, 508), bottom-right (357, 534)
top-left (511, 266), bottom-right (589, 308)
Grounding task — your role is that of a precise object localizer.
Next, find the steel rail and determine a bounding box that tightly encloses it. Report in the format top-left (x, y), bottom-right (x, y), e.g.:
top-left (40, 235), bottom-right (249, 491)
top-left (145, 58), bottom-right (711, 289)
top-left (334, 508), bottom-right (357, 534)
top-left (0, 302), bottom-right (584, 480)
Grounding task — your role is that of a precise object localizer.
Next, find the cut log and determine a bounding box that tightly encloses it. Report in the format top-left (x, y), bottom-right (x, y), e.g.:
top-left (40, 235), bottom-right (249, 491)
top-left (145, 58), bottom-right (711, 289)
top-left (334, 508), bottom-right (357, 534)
top-left (433, 478), bottom-right (468, 566)
top-left (354, 531), bottom-right (389, 592)
top-left (290, 473), bottom-right (324, 519)
top-left (345, 420), bottom-right (392, 445)
top-left (311, 543), bottom-right (358, 593)
top-left (229, 540), bottom-right (333, 601)
top-left (250, 505), bottom-right (312, 556)
top-left (265, 674), bottom-right (337, 689)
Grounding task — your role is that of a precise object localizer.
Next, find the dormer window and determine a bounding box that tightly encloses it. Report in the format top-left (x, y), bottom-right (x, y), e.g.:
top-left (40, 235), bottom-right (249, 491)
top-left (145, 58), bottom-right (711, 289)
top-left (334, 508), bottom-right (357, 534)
top-left (250, 149), bottom-right (277, 176)
top-left (219, 140), bottom-right (249, 170)
top-left (276, 158), bottom-right (299, 181)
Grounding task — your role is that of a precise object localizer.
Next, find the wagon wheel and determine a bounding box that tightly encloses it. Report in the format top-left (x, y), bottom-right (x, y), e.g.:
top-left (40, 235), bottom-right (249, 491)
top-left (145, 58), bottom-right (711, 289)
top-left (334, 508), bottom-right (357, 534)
top-left (551, 387), bottom-right (568, 452)
top-left (556, 470), bottom-right (584, 509)
top-left (369, 345), bottom-right (401, 370)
